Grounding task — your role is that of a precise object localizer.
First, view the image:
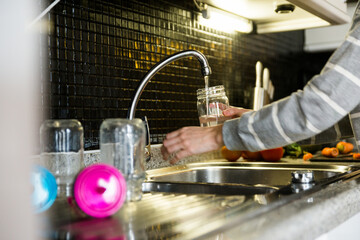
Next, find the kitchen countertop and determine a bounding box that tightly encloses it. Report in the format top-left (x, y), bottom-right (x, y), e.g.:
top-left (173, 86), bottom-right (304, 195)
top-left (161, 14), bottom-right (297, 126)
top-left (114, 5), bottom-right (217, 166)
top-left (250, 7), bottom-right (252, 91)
top-left (43, 147), bottom-right (360, 239)
top-left (223, 168), bottom-right (360, 240)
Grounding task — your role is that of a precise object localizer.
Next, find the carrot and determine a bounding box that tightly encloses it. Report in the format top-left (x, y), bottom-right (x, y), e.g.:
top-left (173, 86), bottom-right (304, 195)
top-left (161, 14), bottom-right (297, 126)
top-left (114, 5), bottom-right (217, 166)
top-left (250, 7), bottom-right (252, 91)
top-left (336, 141), bottom-right (354, 154)
top-left (303, 152), bottom-right (313, 161)
top-left (321, 147), bottom-right (339, 158)
top-left (353, 153), bottom-right (360, 160)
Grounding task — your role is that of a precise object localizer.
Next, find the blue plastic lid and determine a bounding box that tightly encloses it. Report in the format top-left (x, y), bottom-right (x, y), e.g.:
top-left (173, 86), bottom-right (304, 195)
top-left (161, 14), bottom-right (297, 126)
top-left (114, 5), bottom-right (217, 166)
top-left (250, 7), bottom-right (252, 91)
top-left (31, 165), bottom-right (58, 213)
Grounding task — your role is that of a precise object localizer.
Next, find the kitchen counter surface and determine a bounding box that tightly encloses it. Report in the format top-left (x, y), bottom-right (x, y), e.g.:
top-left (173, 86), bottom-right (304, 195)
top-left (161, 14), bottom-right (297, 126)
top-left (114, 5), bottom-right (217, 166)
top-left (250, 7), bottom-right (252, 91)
top-left (43, 147), bottom-right (360, 239)
top-left (223, 167), bottom-right (360, 240)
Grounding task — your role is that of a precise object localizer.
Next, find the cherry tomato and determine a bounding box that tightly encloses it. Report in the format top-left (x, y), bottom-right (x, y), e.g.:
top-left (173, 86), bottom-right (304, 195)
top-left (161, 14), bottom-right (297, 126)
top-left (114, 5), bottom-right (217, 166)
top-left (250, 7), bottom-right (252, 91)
top-left (260, 147), bottom-right (284, 162)
top-left (221, 146), bottom-right (242, 162)
top-left (242, 151), bottom-right (262, 161)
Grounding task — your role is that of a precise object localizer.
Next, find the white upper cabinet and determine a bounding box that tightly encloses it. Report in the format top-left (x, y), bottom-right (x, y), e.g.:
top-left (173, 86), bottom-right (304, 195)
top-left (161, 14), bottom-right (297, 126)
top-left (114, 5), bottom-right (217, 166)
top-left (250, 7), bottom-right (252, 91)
top-left (304, 1), bottom-right (357, 52)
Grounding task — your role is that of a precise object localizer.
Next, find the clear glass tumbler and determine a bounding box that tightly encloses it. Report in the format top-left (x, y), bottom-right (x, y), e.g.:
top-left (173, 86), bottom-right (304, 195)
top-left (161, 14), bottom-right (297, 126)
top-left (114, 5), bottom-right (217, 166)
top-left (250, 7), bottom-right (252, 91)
top-left (197, 85), bottom-right (230, 127)
top-left (40, 119), bottom-right (84, 197)
top-left (100, 118), bottom-right (146, 202)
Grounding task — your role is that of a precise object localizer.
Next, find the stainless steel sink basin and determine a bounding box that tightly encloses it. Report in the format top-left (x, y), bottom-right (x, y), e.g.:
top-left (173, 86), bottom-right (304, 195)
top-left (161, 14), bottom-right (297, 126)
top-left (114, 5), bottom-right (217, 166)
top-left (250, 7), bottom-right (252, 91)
top-left (143, 161), bottom-right (357, 196)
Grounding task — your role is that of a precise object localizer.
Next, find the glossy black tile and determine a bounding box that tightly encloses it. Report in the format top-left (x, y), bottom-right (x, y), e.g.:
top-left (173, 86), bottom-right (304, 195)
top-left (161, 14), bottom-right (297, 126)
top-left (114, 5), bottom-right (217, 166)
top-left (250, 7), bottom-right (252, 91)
top-left (41, 0), bottom-right (305, 149)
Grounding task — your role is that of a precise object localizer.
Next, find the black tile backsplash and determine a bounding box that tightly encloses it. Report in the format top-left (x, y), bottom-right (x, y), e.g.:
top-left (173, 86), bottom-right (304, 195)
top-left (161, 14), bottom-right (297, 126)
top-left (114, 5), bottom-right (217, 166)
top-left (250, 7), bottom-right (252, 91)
top-left (41, 0), bottom-right (305, 149)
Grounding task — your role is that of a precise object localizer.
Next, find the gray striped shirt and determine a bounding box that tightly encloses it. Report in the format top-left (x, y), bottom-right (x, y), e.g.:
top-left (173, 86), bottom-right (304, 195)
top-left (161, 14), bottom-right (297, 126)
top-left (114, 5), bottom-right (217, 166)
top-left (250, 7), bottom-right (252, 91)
top-left (223, 2), bottom-right (360, 152)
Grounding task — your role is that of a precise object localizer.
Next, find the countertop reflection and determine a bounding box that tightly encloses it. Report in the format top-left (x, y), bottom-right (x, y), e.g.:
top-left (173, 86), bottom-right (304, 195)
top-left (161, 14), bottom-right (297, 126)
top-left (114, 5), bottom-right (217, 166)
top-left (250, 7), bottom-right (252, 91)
top-left (40, 192), bottom-right (259, 240)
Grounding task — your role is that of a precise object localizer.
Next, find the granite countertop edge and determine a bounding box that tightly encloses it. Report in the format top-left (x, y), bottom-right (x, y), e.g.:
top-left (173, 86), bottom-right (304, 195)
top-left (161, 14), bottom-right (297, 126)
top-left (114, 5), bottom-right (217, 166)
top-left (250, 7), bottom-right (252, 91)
top-left (83, 144), bottom-right (223, 169)
top-left (224, 173), bottom-right (360, 239)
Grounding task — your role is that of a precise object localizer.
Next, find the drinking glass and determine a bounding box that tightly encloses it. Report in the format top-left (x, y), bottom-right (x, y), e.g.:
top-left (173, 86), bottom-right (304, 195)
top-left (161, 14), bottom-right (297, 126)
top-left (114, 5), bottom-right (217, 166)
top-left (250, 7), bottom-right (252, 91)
top-left (100, 118), bottom-right (146, 201)
top-left (40, 119), bottom-right (84, 197)
top-left (197, 85), bottom-right (231, 127)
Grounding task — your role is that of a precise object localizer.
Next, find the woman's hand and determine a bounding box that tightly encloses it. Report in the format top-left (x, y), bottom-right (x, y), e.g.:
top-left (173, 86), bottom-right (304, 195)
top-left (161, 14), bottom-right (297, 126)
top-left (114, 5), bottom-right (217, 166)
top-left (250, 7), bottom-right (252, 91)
top-left (223, 107), bottom-right (252, 118)
top-left (161, 106), bottom-right (251, 164)
top-left (161, 125), bottom-right (224, 164)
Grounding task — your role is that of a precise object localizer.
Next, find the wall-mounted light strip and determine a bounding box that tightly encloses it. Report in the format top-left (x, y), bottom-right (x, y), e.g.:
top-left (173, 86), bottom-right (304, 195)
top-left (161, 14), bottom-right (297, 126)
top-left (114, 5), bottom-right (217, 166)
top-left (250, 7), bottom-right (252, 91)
top-left (257, 17), bottom-right (330, 34)
top-left (197, 5), bottom-right (253, 33)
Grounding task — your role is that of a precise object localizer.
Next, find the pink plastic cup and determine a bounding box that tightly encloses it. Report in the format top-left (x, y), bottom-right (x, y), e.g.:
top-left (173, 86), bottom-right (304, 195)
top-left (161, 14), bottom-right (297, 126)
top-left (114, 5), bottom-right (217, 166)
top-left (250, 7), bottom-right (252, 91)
top-left (74, 163), bottom-right (127, 218)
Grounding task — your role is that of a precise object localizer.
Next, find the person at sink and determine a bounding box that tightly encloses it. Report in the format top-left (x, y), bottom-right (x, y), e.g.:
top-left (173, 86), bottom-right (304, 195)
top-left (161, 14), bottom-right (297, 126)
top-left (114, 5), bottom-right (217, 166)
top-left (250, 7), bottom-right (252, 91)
top-left (161, 1), bottom-right (360, 164)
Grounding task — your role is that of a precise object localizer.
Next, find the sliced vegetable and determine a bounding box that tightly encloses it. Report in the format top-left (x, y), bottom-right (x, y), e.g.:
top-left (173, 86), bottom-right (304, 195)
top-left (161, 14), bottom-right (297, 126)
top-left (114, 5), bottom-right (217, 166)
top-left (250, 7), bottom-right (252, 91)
top-left (336, 141), bottom-right (354, 154)
top-left (302, 152), bottom-right (313, 161)
top-left (321, 147), bottom-right (339, 158)
top-left (353, 153), bottom-right (360, 160)
top-left (284, 143), bottom-right (302, 158)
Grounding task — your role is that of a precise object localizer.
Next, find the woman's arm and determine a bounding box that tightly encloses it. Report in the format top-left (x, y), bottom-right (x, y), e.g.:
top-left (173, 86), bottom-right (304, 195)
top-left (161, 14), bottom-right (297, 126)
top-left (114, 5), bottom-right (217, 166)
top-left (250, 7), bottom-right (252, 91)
top-left (223, 2), bottom-right (360, 152)
top-left (162, 2), bottom-right (360, 163)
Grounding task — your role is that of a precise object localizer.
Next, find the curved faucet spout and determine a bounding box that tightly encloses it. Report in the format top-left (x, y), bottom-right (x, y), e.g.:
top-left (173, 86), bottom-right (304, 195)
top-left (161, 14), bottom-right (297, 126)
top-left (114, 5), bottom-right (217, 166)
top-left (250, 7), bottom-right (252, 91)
top-left (127, 50), bottom-right (212, 120)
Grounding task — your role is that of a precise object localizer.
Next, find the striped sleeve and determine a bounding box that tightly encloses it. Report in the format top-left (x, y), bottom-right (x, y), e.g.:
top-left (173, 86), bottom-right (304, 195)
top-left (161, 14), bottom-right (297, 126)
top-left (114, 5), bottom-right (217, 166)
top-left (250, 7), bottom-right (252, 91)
top-left (223, 2), bottom-right (360, 152)
top-left (297, 115), bottom-right (354, 145)
top-left (350, 104), bottom-right (360, 152)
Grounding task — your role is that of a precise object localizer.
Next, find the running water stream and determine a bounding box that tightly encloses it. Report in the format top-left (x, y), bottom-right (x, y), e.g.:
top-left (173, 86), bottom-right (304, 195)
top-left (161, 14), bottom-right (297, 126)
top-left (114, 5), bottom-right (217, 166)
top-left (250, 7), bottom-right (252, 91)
top-left (204, 76), bottom-right (209, 116)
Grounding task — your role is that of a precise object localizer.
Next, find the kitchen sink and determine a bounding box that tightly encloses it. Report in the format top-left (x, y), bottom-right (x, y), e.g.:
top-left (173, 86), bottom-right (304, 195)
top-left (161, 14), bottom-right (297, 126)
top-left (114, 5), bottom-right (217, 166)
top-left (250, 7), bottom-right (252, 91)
top-left (143, 161), bottom-right (358, 196)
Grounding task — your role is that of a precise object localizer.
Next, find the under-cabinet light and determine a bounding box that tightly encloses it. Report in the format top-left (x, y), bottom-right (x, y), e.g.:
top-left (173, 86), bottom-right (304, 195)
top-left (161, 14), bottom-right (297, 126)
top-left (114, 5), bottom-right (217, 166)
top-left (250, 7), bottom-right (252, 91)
top-left (198, 5), bottom-right (253, 33)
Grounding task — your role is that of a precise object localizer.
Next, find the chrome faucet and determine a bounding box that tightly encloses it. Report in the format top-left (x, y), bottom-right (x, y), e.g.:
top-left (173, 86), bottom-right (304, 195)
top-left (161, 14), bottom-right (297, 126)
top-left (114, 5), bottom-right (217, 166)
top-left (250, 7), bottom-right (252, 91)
top-left (127, 50), bottom-right (212, 119)
top-left (127, 50), bottom-right (212, 160)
